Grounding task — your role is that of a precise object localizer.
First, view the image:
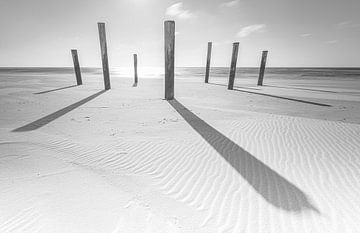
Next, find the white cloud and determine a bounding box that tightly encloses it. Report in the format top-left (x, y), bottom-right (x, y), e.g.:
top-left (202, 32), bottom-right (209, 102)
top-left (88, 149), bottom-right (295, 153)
top-left (337, 21), bottom-right (352, 27)
top-left (237, 24), bottom-right (266, 38)
top-left (300, 33), bottom-right (311, 37)
top-left (220, 0), bottom-right (240, 7)
top-left (166, 2), bottom-right (194, 19)
top-left (336, 20), bottom-right (360, 28)
top-left (324, 40), bottom-right (338, 44)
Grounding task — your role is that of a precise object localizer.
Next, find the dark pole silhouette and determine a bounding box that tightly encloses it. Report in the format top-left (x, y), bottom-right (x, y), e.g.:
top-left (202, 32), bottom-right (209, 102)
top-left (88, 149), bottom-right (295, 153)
top-left (205, 42), bottom-right (212, 83)
top-left (228, 42), bottom-right (239, 90)
top-left (257, 50), bottom-right (268, 86)
top-left (133, 54), bottom-right (138, 86)
top-left (71, 49), bottom-right (82, 85)
top-left (164, 20), bottom-right (175, 100)
top-left (98, 22), bottom-right (111, 90)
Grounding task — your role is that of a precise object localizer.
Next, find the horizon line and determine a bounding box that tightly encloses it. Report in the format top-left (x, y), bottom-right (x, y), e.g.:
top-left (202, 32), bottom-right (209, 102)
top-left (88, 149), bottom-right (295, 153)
top-left (0, 66), bottom-right (360, 69)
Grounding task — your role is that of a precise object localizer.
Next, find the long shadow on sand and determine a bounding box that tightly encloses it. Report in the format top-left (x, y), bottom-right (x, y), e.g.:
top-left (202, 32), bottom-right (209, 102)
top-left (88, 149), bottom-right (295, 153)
top-left (34, 85), bottom-right (78, 95)
top-left (208, 82), bottom-right (261, 91)
top-left (233, 88), bottom-right (332, 107)
top-left (208, 82), bottom-right (331, 107)
top-left (168, 99), bottom-right (320, 214)
top-left (13, 90), bottom-right (107, 132)
top-left (264, 85), bottom-right (338, 94)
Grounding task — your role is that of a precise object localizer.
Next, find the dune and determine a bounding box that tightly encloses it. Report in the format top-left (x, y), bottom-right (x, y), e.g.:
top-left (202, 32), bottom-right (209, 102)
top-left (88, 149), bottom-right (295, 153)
top-left (1, 70), bottom-right (360, 232)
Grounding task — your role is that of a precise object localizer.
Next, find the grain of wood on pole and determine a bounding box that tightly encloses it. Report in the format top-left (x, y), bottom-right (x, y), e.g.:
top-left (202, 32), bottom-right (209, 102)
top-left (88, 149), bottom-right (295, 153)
top-left (98, 22), bottom-right (111, 90)
top-left (71, 49), bottom-right (82, 85)
top-left (205, 42), bottom-right (212, 83)
top-left (133, 54), bottom-right (138, 86)
top-left (164, 20), bottom-right (175, 100)
top-left (257, 50), bottom-right (268, 86)
top-left (228, 42), bottom-right (239, 90)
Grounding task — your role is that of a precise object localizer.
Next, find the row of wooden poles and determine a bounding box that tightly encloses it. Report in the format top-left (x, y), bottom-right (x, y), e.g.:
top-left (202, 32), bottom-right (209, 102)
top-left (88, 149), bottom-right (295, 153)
top-left (205, 42), bottom-right (268, 88)
top-left (71, 23), bottom-right (113, 90)
top-left (70, 21), bottom-right (268, 100)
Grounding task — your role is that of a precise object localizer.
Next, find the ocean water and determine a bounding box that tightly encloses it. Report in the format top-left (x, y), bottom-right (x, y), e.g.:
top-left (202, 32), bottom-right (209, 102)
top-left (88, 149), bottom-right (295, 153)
top-left (0, 67), bottom-right (360, 81)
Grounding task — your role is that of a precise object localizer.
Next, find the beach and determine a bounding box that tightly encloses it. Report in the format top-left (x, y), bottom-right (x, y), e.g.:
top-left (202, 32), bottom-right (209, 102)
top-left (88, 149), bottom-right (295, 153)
top-left (1, 68), bottom-right (360, 232)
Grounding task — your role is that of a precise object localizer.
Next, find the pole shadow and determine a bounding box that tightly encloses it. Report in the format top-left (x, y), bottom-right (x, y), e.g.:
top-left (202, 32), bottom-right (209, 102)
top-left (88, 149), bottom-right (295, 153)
top-left (264, 85), bottom-right (338, 94)
top-left (233, 88), bottom-right (332, 107)
top-left (34, 85), bottom-right (78, 95)
top-left (208, 82), bottom-right (260, 91)
top-left (13, 90), bottom-right (107, 132)
top-left (168, 99), bottom-right (320, 214)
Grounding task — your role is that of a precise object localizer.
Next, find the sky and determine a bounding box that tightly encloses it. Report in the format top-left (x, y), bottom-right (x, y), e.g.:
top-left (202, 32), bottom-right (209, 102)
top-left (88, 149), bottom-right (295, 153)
top-left (0, 0), bottom-right (359, 67)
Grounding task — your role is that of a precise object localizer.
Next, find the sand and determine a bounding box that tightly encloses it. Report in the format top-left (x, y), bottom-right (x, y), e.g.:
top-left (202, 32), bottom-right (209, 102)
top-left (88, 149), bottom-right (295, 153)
top-left (1, 70), bottom-right (360, 232)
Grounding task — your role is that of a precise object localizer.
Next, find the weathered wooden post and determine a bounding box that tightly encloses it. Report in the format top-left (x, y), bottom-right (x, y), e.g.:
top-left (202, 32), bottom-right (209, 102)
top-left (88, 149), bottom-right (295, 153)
top-left (164, 20), bottom-right (175, 100)
top-left (227, 42), bottom-right (239, 90)
top-left (98, 22), bottom-right (111, 90)
top-left (205, 42), bottom-right (212, 83)
top-left (71, 49), bottom-right (82, 85)
top-left (257, 50), bottom-right (268, 86)
top-left (133, 54), bottom-right (138, 86)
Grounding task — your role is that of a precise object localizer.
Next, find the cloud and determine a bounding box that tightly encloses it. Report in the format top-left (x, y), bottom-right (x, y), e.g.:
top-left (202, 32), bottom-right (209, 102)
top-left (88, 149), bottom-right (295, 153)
top-left (237, 24), bottom-right (266, 38)
top-left (300, 33), bottom-right (311, 37)
top-left (336, 21), bottom-right (360, 28)
top-left (324, 40), bottom-right (338, 44)
top-left (337, 21), bottom-right (352, 27)
top-left (166, 2), bottom-right (194, 19)
top-left (220, 0), bottom-right (240, 7)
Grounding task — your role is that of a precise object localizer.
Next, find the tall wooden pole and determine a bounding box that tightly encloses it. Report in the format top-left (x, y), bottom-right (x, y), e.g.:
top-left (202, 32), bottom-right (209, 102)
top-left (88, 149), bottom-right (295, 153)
top-left (228, 42), bottom-right (239, 90)
top-left (71, 49), bottom-right (82, 85)
top-left (164, 20), bottom-right (175, 100)
top-left (133, 54), bottom-right (138, 85)
top-left (98, 22), bottom-right (111, 90)
top-left (257, 50), bottom-right (268, 86)
top-left (205, 42), bottom-right (212, 83)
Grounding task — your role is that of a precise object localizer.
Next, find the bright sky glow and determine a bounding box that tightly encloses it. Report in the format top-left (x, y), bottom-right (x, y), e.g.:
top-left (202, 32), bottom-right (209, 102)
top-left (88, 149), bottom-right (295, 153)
top-left (0, 0), bottom-right (359, 67)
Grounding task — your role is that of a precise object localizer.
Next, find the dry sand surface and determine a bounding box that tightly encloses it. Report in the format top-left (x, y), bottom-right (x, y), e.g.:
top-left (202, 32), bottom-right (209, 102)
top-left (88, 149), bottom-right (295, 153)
top-left (1, 71), bottom-right (360, 232)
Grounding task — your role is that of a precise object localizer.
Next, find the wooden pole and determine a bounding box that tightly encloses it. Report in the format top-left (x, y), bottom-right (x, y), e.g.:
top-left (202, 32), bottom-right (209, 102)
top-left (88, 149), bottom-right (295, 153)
top-left (228, 42), bottom-right (239, 90)
top-left (205, 42), bottom-right (212, 83)
top-left (98, 22), bottom-right (111, 90)
top-left (164, 20), bottom-right (175, 100)
top-left (71, 49), bottom-right (82, 85)
top-left (257, 50), bottom-right (268, 86)
top-left (133, 54), bottom-right (138, 86)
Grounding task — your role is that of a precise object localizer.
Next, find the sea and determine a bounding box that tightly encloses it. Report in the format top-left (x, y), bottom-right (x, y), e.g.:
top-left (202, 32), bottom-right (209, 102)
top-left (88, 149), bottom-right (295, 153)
top-left (0, 67), bottom-right (360, 81)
